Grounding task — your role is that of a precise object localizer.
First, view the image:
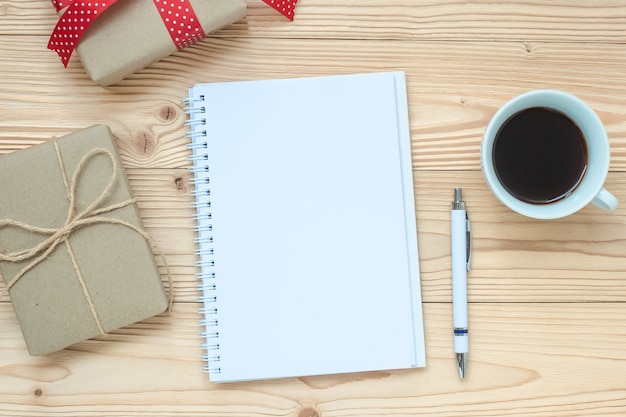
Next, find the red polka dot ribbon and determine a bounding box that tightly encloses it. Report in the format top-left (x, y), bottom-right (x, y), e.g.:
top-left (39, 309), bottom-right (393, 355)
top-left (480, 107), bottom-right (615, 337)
top-left (51, 0), bottom-right (72, 11)
top-left (262, 0), bottom-right (299, 21)
top-left (49, 0), bottom-right (299, 66)
top-left (48, 0), bottom-right (205, 67)
top-left (153, 0), bottom-right (206, 50)
top-left (48, 1), bottom-right (115, 67)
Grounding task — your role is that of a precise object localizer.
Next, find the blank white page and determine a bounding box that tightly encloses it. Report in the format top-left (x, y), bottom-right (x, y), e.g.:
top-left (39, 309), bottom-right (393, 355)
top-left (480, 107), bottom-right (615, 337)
top-left (188, 71), bottom-right (425, 382)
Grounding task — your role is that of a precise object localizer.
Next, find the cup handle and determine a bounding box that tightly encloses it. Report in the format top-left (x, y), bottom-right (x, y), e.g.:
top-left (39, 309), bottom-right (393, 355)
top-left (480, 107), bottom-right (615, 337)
top-left (591, 188), bottom-right (618, 211)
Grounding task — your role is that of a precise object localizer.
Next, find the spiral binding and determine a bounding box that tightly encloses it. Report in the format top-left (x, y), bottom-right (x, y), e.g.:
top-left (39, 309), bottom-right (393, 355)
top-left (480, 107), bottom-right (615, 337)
top-left (183, 94), bottom-right (221, 377)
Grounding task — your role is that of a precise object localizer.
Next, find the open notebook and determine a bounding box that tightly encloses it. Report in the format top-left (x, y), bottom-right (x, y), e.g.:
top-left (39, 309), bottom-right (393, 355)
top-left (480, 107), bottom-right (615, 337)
top-left (184, 71), bottom-right (425, 382)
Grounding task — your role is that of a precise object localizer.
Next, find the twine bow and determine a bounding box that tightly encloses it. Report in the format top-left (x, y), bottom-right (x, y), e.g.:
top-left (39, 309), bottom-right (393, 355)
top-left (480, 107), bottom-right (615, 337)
top-left (0, 142), bottom-right (174, 336)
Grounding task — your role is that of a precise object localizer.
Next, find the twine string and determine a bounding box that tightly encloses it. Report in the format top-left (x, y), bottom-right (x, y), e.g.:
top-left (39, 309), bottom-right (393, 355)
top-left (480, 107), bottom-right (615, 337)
top-left (0, 142), bottom-right (174, 336)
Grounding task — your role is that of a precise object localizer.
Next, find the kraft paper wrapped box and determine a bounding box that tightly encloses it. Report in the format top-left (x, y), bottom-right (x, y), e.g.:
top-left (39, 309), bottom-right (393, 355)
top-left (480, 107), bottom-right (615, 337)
top-left (0, 125), bottom-right (169, 355)
top-left (52, 0), bottom-right (247, 86)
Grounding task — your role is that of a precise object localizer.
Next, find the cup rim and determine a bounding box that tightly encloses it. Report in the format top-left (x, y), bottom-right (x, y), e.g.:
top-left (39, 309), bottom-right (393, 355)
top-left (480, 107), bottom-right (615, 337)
top-left (481, 90), bottom-right (610, 219)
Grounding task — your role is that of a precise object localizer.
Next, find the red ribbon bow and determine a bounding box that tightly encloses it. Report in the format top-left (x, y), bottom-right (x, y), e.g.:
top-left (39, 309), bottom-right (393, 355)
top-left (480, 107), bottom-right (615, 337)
top-left (48, 0), bottom-right (205, 67)
top-left (49, 0), bottom-right (299, 66)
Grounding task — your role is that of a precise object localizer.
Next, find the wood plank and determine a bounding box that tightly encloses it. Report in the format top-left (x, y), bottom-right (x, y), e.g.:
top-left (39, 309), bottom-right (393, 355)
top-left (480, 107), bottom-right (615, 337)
top-left (415, 170), bottom-right (626, 302)
top-left (0, 302), bottom-right (625, 417)
top-left (138, 168), bottom-right (626, 304)
top-left (3, 0), bottom-right (626, 43)
top-left (4, 168), bottom-right (623, 304)
top-left (1, 37), bottom-right (625, 171)
top-left (3, 166), bottom-right (624, 304)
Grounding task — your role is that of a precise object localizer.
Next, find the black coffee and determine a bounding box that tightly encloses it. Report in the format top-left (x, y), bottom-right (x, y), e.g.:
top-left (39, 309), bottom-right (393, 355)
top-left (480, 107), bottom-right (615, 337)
top-left (493, 107), bottom-right (588, 204)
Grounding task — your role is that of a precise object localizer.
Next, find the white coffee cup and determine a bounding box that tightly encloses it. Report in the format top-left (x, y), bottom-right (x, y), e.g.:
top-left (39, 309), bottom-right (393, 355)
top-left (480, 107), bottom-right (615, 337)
top-left (481, 90), bottom-right (618, 219)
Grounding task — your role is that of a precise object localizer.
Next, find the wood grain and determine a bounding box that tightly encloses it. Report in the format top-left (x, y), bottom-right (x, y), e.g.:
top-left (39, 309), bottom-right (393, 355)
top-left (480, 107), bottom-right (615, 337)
top-left (124, 168), bottom-right (626, 304)
top-left (1, 302), bottom-right (625, 417)
top-left (1, 167), bottom-right (613, 305)
top-left (1, 38), bottom-right (626, 171)
top-left (1, 1), bottom-right (626, 416)
top-left (3, 0), bottom-right (626, 43)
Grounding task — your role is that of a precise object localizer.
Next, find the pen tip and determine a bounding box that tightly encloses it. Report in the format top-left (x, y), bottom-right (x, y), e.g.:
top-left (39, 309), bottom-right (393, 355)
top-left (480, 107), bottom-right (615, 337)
top-left (456, 353), bottom-right (467, 379)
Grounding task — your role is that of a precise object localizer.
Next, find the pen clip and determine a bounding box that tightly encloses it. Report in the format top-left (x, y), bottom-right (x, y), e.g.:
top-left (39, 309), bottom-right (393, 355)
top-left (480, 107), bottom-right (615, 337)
top-left (465, 214), bottom-right (472, 271)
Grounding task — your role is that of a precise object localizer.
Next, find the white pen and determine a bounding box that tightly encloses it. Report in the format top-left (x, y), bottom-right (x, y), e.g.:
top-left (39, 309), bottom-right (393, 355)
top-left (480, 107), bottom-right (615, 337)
top-left (451, 188), bottom-right (471, 379)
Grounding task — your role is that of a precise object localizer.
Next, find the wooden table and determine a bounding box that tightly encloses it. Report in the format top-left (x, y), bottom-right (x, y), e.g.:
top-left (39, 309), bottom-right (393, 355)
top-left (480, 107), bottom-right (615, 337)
top-left (2, 1), bottom-right (626, 416)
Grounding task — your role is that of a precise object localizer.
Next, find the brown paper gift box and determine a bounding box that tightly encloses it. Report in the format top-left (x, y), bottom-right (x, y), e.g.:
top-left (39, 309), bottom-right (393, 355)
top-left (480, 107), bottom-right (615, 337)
top-left (57, 0), bottom-right (247, 86)
top-left (0, 125), bottom-right (168, 355)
